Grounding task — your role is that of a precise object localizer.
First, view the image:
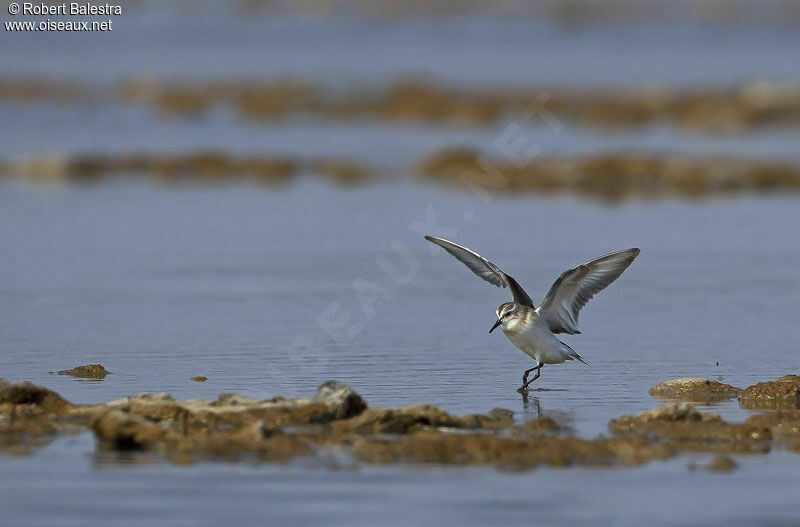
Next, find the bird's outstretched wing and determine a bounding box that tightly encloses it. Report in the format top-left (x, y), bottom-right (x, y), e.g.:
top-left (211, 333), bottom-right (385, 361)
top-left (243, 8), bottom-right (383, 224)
top-left (536, 248), bottom-right (640, 334)
top-left (424, 235), bottom-right (534, 308)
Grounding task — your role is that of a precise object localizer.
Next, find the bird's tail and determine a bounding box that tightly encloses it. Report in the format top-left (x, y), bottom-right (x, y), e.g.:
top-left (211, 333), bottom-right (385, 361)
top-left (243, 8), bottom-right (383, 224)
top-left (559, 339), bottom-right (587, 365)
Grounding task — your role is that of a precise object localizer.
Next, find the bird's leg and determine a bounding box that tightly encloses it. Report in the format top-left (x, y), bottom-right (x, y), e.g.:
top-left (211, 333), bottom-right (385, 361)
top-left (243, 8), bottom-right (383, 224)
top-left (518, 362), bottom-right (543, 392)
top-left (521, 366), bottom-right (537, 386)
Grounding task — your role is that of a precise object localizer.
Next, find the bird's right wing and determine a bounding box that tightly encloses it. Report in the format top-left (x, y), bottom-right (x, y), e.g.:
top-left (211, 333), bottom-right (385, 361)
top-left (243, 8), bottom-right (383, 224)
top-left (424, 235), bottom-right (535, 308)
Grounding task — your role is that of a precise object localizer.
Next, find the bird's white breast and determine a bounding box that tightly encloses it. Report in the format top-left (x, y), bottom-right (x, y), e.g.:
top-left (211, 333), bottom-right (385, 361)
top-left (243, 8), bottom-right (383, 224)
top-left (502, 313), bottom-right (563, 362)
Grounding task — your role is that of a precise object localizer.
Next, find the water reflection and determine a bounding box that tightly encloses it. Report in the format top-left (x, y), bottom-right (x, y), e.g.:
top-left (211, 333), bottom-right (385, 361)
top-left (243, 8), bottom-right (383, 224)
top-left (518, 393), bottom-right (577, 433)
top-left (92, 449), bottom-right (162, 468)
top-left (519, 392), bottom-right (542, 418)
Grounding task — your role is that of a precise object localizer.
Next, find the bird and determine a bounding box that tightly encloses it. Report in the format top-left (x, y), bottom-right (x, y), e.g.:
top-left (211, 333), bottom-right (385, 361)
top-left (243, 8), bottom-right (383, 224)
top-left (424, 235), bottom-right (640, 392)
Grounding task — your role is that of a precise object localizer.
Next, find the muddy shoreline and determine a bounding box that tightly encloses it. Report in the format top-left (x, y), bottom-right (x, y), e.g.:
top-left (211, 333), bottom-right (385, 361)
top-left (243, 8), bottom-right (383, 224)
top-left (2, 375), bottom-right (798, 470)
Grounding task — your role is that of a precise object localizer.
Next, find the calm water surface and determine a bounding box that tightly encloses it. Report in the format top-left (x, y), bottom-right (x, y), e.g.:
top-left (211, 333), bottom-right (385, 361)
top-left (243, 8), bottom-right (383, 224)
top-left (1, 179), bottom-right (799, 525)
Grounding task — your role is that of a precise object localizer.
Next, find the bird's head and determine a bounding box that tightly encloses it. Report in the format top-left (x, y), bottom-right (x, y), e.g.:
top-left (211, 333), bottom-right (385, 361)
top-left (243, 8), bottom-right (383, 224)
top-left (490, 302), bottom-right (522, 333)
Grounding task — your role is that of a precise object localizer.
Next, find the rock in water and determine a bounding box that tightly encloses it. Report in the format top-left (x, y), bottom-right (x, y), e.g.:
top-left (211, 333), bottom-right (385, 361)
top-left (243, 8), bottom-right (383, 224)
top-left (739, 375), bottom-right (800, 409)
top-left (312, 381), bottom-right (367, 420)
top-left (89, 410), bottom-right (164, 451)
top-left (649, 378), bottom-right (741, 401)
top-left (57, 364), bottom-right (108, 379)
top-left (0, 380), bottom-right (73, 415)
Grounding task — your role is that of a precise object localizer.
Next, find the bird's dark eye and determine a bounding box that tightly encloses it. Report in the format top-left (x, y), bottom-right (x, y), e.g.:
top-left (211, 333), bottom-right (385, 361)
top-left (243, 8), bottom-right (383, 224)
top-left (502, 311), bottom-right (513, 319)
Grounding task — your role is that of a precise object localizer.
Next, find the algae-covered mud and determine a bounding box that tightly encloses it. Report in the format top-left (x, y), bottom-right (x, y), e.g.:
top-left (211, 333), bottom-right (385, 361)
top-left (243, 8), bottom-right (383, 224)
top-left (57, 364), bottom-right (109, 379)
top-left (5, 78), bottom-right (800, 133)
top-left (0, 152), bottom-right (371, 186)
top-left (6, 149), bottom-right (800, 202)
top-left (3, 376), bottom-right (799, 468)
top-left (418, 149), bottom-right (800, 200)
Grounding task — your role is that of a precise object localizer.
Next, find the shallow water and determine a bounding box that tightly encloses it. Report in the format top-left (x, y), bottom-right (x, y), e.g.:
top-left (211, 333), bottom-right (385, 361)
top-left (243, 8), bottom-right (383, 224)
top-left (3, 178), bottom-right (800, 427)
top-left (3, 433), bottom-right (800, 527)
top-left (1, 179), bottom-right (800, 525)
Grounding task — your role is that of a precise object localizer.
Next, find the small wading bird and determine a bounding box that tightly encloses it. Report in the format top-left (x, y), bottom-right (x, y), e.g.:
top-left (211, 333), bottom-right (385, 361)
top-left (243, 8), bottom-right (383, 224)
top-left (425, 236), bottom-right (639, 392)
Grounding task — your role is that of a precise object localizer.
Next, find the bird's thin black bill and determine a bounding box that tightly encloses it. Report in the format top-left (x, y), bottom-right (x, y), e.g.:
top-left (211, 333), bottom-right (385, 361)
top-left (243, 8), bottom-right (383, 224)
top-left (489, 319), bottom-right (501, 333)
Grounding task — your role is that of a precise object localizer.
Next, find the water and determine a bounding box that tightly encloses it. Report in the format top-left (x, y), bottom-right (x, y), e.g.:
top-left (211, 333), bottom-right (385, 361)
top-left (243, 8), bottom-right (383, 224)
top-left (3, 434), bottom-right (800, 527)
top-left (1, 179), bottom-right (800, 525)
top-left (2, 178), bottom-right (799, 426)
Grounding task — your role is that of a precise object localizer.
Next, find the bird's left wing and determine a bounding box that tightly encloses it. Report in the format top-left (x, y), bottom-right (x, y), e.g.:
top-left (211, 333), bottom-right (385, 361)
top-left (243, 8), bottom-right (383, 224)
top-left (535, 248), bottom-right (640, 334)
top-left (424, 235), bottom-right (534, 307)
